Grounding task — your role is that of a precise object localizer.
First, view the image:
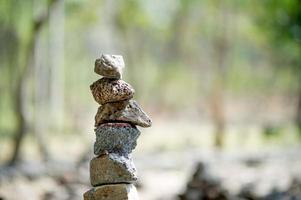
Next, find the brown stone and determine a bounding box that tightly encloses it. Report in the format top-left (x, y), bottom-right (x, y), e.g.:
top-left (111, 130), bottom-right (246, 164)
top-left (90, 154), bottom-right (137, 186)
top-left (95, 100), bottom-right (152, 128)
top-left (90, 78), bottom-right (134, 105)
top-left (83, 184), bottom-right (139, 200)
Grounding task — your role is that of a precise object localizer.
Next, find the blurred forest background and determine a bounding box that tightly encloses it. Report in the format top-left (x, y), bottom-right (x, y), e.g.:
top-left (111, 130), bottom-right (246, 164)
top-left (0, 0), bottom-right (301, 200)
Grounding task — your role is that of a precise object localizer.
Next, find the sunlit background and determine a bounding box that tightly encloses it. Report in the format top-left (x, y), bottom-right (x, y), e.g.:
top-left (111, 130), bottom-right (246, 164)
top-left (1, 0), bottom-right (301, 199)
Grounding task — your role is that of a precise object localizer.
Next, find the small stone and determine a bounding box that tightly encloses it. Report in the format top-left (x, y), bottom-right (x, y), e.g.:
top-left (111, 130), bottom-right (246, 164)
top-left (90, 78), bottom-right (135, 105)
top-left (94, 123), bottom-right (140, 156)
top-left (94, 54), bottom-right (125, 79)
top-left (95, 100), bottom-right (152, 128)
top-left (83, 184), bottom-right (139, 200)
top-left (90, 153), bottom-right (137, 186)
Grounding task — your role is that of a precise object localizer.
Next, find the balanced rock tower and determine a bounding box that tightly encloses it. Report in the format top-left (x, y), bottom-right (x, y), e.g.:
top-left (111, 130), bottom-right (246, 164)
top-left (84, 54), bottom-right (152, 200)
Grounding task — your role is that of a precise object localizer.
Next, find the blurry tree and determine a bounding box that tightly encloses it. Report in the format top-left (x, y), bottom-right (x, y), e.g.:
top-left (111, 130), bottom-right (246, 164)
top-left (166, 0), bottom-right (194, 62)
top-left (49, 0), bottom-right (65, 133)
top-left (1, 0), bottom-right (299, 165)
top-left (0, 0), bottom-right (34, 165)
top-left (0, 0), bottom-right (59, 165)
top-left (114, 0), bottom-right (152, 94)
top-left (254, 0), bottom-right (301, 134)
top-left (209, 0), bottom-right (231, 148)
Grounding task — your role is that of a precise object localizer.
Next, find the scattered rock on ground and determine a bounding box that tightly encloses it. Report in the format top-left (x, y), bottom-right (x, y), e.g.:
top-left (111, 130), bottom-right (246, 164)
top-left (179, 162), bottom-right (231, 200)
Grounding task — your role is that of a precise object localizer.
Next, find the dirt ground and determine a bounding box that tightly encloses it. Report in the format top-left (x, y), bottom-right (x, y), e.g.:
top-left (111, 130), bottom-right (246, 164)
top-left (0, 119), bottom-right (300, 200)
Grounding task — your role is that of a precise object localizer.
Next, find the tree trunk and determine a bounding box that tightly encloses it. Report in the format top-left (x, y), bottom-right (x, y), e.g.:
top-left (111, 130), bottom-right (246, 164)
top-left (297, 84), bottom-right (301, 135)
top-left (9, 79), bottom-right (26, 165)
top-left (211, 0), bottom-right (229, 149)
top-left (166, 0), bottom-right (190, 62)
top-left (211, 79), bottom-right (226, 148)
top-left (49, 0), bottom-right (65, 132)
top-left (34, 37), bottom-right (51, 162)
top-left (8, 0), bottom-right (59, 166)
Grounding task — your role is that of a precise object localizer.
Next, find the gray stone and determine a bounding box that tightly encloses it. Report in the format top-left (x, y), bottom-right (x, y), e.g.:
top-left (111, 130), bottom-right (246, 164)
top-left (94, 123), bottom-right (140, 156)
top-left (94, 54), bottom-right (125, 79)
top-left (90, 78), bottom-right (135, 105)
top-left (95, 100), bottom-right (152, 128)
top-left (84, 184), bottom-right (139, 200)
top-left (90, 153), bottom-right (137, 186)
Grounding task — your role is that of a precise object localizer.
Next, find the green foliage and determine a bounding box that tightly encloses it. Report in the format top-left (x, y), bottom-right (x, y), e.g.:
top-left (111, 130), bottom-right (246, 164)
top-left (254, 0), bottom-right (301, 75)
top-left (0, 0), bottom-right (300, 139)
top-left (259, 0), bottom-right (301, 43)
top-left (115, 0), bottom-right (151, 31)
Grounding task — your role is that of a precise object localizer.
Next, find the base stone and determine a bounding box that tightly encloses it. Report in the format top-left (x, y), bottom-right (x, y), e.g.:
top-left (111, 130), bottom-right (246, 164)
top-left (83, 184), bottom-right (139, 200)
top-left (90, 153), bottom-right (137, 186)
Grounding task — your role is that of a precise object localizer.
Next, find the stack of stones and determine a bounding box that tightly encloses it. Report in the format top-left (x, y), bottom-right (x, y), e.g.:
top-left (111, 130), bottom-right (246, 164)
top-left (84, 54), bottom-right (152, 200)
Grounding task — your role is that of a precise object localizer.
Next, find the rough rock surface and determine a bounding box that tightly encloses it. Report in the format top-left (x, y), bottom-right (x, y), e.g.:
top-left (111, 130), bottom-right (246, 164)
top-left (95, 100), bottom-right (152, 128)
top-left (94, 55), bottom-right (125, 79)
top-left (84, 184), bottom-right (139, 200)
top-left (90, 78), bottom-right (134, 105)
top-left (178, 162), bottom-right (230, 200)
top-left (90, 153), bottom-right (137, 186)
top-left (94, 123), bottom-right (140, 156)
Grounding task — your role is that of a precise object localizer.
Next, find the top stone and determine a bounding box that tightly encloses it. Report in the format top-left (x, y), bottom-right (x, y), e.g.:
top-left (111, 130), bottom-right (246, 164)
top-left (94, 54), bottom-right (125, 79)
